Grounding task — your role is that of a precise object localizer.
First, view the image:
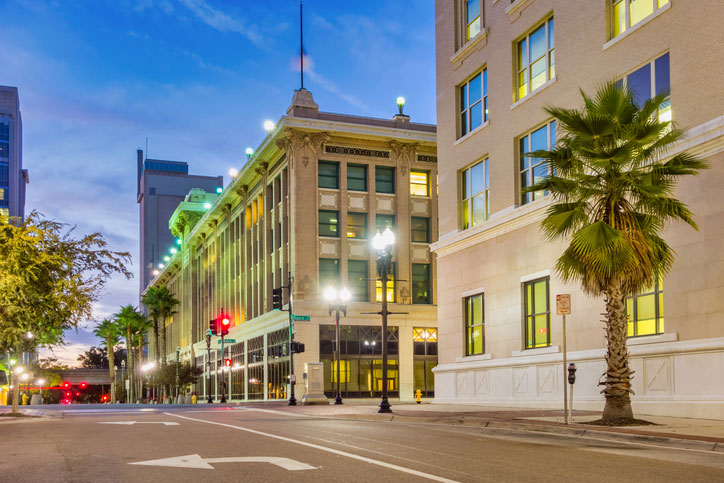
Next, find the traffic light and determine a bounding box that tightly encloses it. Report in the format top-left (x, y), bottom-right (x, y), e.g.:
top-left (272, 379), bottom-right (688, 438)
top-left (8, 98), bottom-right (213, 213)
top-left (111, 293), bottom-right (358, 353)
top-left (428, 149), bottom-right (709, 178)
top-left (224, 358), bottom-right (232, 367)
top-left (101, 394), bottom-right (109, 402)
top-left (272, 287), bottom-right (283, 310)
top-left (209, 318), bottom-right (218, 336)
top-left (79, 382), bottom-right (87, 390)
top-left (290, 341), bottom-right (305, 354)
top-left (220, 316), bottom-right (231, 336)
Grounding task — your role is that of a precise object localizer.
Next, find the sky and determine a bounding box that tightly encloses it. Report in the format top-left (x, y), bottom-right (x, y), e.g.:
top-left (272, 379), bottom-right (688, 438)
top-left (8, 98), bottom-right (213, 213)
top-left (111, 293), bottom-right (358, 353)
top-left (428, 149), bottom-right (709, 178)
top-left (1, 0), bottom-right (437, 366)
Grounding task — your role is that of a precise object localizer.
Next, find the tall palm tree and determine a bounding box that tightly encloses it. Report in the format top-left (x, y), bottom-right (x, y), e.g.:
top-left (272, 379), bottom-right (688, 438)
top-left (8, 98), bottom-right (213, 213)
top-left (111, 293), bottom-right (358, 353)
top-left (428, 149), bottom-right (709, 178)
top-left (141, 286), bottom-right (163, 367)
top-left (153, 287), bottom-right (179, 367)
top-left (525, 83), bottom-right (706, 422)
top-left (93, 319), bottom-right (120, 403)
top-left (134, 315), bottom-right (154, 401)
top-left (113, 305), bottom-right (146, 403)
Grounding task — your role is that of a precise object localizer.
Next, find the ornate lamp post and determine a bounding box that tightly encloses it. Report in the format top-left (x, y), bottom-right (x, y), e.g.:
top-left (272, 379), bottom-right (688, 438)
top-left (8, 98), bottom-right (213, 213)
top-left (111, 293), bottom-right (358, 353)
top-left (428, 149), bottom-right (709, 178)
top-left (325, 286), bottom-right (351, 405)
top-left (373, 228), bottom-right (395, 413)
top-left (175, 346), bottom-right (180, 401)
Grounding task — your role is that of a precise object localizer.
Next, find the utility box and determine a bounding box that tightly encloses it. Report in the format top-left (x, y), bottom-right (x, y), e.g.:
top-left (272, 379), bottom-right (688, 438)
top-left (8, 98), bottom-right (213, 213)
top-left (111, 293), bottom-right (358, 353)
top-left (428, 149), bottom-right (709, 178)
top-left (301, 362), bottom-right (328, 405)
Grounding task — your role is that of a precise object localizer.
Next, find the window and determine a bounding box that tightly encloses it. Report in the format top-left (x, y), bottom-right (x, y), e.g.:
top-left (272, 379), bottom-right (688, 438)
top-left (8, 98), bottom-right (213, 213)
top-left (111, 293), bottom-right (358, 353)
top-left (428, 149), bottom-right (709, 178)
top-left (411, 217), bottom-right (430, 243)
top-left (319, 210), bottom-right (339, 237)
top-left (615, 53), bottom-right (671, 122)
top-left (319, 259), bottom-right (340, 290)
top-left (347, 164), bottom-right (367, 191)
top-left (461, 158), bottom-right (489, 228)
top-left (520, 121), bottom-right (556, 205)
top-left (516, 17), bottom-right (554, 100)
top-left (375, 166), bottom-right (395, 194)
top-left (460, 70), bottom-right (487, 136)
top-left (465, 0), bottom-right (481, 41)
top-left (348, 260), bottom-right (369, 302)
top-left (410, 170), bottom-right (430, 196)
top-left (524, 278), bottom-right (550, 349)
top-left (627, 278), bottom-right (664, 337)
top-left (612, 0), bottom-right (669, 38)
top-left (464, 293), bottom-right (484, 355)
top-left (376, 214), bottom-right (395, 233)
top-left (412, 264), bottom-right (431, 304)
top-left (375, 262), bottom-right (396, 303)
top-left (347, 212), bottom-right (367, 239)
top-left (318, 161), bottom-right (339, 189)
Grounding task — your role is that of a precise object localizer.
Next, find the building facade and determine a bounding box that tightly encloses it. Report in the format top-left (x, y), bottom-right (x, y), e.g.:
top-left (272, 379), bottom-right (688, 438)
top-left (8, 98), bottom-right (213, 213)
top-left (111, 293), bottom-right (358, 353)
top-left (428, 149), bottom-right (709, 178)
top-left (146, 89), bottom-right (438, 402)
top-left (137, 149), bottom-right (223, 293)
top-left (0, 86), bottom-right (29, 219)
top-left (432, 0), bottom-right (724, 418)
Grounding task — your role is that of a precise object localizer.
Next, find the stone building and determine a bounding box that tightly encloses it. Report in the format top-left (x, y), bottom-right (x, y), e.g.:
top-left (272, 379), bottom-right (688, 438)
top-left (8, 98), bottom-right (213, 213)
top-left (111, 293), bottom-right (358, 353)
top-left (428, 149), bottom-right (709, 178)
top-left (431, 0), bottom-right (724, 418)
top-left (147, 89), bottom-right (438, 402)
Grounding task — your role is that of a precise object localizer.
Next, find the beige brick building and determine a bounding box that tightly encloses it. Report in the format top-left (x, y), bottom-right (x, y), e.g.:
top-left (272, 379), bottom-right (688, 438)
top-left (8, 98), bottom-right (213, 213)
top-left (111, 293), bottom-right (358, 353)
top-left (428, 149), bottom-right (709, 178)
top-left (146, 89), bottom-right (438, 402)
top-left (432, 0), bottom-right (724, 418)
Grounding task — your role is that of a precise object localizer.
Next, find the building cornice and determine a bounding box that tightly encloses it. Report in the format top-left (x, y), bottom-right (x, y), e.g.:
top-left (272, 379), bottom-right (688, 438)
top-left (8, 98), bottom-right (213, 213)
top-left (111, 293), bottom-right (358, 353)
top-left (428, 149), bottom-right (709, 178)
top-left (283, 116), bottom-right (437, 145)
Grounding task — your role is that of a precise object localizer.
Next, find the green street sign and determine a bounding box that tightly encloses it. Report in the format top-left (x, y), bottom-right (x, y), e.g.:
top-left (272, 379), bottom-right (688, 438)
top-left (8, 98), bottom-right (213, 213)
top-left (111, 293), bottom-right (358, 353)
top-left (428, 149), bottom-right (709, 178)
top-left (291, 315), bottom-right (310, 321)
top-left (218, 339), bottom-right (237, 344)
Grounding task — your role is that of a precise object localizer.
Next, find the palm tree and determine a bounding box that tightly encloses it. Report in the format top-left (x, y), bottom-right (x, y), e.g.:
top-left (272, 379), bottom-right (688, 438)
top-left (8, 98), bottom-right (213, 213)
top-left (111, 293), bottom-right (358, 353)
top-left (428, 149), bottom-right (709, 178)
top-left (525, 83), bottom-right (706, 422)
top-left (93, 319), bottom-right (120, 403)
top-left (134, 315), bottom-right (154, 401)
top-left (113, 305), bottom-right (146, 403)
top-left (153, 287), bottom-right (179, 367)
top-left (141, 286), bottom-right (163, 368)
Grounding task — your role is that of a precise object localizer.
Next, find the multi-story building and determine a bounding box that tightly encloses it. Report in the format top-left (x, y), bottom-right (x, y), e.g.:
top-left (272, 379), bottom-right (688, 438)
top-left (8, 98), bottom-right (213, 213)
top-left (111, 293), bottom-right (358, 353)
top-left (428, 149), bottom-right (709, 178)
top-left (146, 89), bottom-right (438, 402)
top-left (432, 0), bottom-right (724, 418)
top-left (0, 86), bottom-right (29, 219)
top-left (137, 149), bottom-right (223, 293)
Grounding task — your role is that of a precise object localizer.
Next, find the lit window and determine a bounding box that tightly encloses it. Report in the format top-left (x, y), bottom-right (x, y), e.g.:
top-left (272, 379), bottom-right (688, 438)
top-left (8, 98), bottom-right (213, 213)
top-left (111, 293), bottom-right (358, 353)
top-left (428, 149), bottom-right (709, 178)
top-left (252, 200), bottom-right (258, 224)
top-left (524, 278), bottom-right (550, 349)
top-left (375, 166), bottom-right (395, 194)
top-left (520, 121), bottom-right (556, 205)
top-left (318, 161), bottom-right (339, 189)
top-left (375, 262), bottom-right (396, 303)
top-left (412, 264), bottom-right (431, 304)
top-left (627, 278), bottom-right (664, 337)
top-left (319, 210), bottom-right (339, 237)
top-left (347, 164), bottom-right (367, 191)
top-left (410, 170), bottom-right (429, 196)
top-left (330, 360), bottom-right (350, 383)
top-left (411, 217), bottom-right (430, 243)
top-left (461, 158), bottom-right (489, 228)
top-left (413, 327), bottom-right (437, 342)
top-left (460, 69), bottom-right (487, 137)
top-left (516, 17), bottom-right (554, 100)
top-left (464, 293), bottom-right (484, 355)
top-left (612, 0), bottom-right (669, 39)
top-left (615, 53), bottom-right (671, 122)
top-left (465, 0), bottom-right (481, 41)
top-left (347, 212), bottom-right (367, 239)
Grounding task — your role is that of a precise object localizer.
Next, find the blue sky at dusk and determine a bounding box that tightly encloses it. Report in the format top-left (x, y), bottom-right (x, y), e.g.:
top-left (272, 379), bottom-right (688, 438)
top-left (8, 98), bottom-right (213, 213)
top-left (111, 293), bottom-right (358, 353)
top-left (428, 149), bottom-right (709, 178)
top-left (1, 0), bottom-right (436, 365)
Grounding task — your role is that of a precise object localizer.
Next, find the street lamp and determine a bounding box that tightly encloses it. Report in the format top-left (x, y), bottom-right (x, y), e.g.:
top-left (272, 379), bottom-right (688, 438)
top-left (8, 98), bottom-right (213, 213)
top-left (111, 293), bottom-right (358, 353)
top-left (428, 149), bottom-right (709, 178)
top-left (245, 147), bottom-right (254, 160)
top-left (373, 227), bottom-right (395, 413)
top-left (396, 96), bottom-right (406, 115)
top-left (36, 379), bottom-right (44, 399)
top-left (325, 286), bottom-right (351, 405)
top-left (114, 365), bottom-right (118, 403)
top-left (25, 331), bottom-right (34, 340)
top-left (175, 346), bottom-right (180, 402)
top-left (121, 359), bottom-right (126, 404)
top-left (263, 120), bottom-right (275, 133)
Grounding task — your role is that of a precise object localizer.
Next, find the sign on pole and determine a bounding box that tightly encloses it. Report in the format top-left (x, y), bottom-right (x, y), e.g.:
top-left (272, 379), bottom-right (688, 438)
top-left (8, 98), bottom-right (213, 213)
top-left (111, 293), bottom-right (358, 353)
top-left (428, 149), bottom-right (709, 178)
top-left (218, 339), bottom-right (237, 344)
top-left (556, 294), bottom-right (571, 315)
top-left (291, 314), bottom-right (310, 321)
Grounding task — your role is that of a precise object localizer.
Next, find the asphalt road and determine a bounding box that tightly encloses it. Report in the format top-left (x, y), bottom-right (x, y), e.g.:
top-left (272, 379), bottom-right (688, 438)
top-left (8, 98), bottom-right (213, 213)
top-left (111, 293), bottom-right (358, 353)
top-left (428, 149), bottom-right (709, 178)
top-left (2, 406), bottom-right (724, 482)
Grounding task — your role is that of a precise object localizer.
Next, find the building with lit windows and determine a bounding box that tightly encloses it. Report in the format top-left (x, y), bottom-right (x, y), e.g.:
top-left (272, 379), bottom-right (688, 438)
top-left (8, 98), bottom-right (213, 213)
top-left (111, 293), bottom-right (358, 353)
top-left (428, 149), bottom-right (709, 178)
top-left (146, 89), bottom-right (438, 402)
top-left (0, 86), bottom-right (29, 220)
top-left (431, 0), bottom-right (724, 418)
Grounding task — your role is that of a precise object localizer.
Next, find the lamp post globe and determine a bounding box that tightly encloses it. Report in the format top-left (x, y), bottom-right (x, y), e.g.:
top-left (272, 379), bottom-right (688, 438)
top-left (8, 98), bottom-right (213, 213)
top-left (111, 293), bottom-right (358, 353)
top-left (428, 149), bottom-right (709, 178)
top-left (326, 286), bottom-right (350, 406)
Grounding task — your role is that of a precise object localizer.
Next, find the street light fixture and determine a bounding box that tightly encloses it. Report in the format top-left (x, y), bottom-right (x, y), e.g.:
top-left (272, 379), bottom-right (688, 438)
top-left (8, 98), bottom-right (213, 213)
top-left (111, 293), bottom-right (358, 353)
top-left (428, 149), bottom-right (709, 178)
top-left (263, 120), bottom-right (275, 133)
top-left (396, 96), bottom-right (406, 115)
top-left (373, 227), bottom-right (395, 413)
top-left (25, 331), bottom-right (34, 340)
top-left (245, 147), bottom-right (254, 160)
top-left (325, 286), bottom-right (351, 405)
top-left (229, 167), bottom-right (239, 178)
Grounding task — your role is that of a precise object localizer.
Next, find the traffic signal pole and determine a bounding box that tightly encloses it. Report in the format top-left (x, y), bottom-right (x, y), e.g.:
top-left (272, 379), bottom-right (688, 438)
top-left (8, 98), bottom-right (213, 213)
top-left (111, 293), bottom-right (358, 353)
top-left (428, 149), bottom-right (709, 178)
top-left (220, 333), bottom-right (227, 403)
top-left (287, 273), bottom-right (297, 406)
top-left (205, 331), bottom-right (213, 404)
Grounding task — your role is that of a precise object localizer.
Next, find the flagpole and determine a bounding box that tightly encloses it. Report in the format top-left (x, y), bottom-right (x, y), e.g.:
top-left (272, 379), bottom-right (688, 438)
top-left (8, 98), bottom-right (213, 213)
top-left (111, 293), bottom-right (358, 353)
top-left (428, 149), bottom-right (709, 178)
top-left (300, 1), bottom-right (304, 89)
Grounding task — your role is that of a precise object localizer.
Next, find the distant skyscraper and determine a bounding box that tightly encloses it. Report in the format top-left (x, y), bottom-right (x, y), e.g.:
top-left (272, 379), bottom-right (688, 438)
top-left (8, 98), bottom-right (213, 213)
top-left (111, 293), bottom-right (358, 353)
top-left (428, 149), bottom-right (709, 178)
top-left (0, 86), bottom-right (29, 219)
top-left (137, 149), bottom-right (223, 293)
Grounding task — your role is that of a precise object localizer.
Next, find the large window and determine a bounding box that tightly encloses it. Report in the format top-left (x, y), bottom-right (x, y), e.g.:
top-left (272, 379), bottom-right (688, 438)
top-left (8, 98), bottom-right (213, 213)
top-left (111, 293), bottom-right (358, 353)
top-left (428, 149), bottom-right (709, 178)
top-left (347, 164), bottom-right (367, 191)
top-left (347, 212), bottom-right (367, 239)
top-left (375, 166), bottom-right (395, 194)
top-left (375, 262), bottom-right (396, 303)
top-left (464, 293), bottom-right (484, 356)
top-left (318, 161), bottom-right (339, 189)
top-left (612, 0), bottom-right (669, 39)
top-left (461, 158), bottom-right (489, 228)
top-left (460, 69), bottom-right (487, 136)
top-left (412, 264), bottom-right (431, 304)
top-left (319, 258), bottom-right (340, 290)
top-left (516, 17), bottom-right (554, 101)
top-left (376, 214), bottom-right (395, 233)
top-left (465, 0), bottom-right (481, 41)
top-left (319, 210), bottom-right (339, 237)
top-left (524, 278), bottom-right (550, 349)
top-left (410, 170), bottom-right (430, 196)
top-left (348, 260), bottom-right (369, 302)
top-left (616, 53), bottom-right (671, 122)
top-left (520, 121), bottom-right (556, 205)
top-left (411, 217), bottom-right (430, 243)
top-left (627, 278), bottom-right (664, 337)
top-left (413, 328), bottom-right (437, 397)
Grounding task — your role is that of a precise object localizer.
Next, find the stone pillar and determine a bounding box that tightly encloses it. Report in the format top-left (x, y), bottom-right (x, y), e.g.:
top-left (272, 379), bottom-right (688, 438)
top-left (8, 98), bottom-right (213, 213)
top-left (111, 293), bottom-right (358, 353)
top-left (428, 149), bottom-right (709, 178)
top-left (398, 325), bottom-right (414, 402)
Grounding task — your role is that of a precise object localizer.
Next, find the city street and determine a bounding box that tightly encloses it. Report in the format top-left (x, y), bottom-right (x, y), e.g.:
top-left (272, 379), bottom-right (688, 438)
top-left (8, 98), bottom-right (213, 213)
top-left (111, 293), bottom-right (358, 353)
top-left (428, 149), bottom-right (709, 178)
top-left (2, 405), bottom-right (723, 482)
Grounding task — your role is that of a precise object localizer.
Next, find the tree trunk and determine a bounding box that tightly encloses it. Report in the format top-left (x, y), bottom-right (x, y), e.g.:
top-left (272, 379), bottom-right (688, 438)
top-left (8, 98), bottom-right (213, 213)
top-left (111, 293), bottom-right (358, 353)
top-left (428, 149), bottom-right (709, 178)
top-left (161, 316), bottom-right (168, 401)
top-left (107, 338), bottom-right (115, 404)
top-left (601, 283), bottom-right (635, 421)
top-left (153, 319), bottom-right (160, 401)
top-left (138, 340), bottom-right (143, 402)
top-left (11, 371), bottom-right (20, 414)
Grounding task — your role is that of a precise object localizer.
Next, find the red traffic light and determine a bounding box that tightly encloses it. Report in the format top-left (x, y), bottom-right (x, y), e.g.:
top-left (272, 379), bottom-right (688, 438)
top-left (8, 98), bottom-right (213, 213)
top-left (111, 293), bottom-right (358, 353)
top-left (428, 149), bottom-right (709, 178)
top-left (62, 381), bottom-right (71, 389)
top-left (79, 382), bottom-right (87, 389)
top-left (224, 358), bottom-right (232, 367)
top-left (101, 394), bottom-right (109, 402)
top-left (221, 317), bottom-right (230, 327)
top-left (76, 392), bottom-right (81, 397)
top-left (218, 314), bottom-right (231, 336)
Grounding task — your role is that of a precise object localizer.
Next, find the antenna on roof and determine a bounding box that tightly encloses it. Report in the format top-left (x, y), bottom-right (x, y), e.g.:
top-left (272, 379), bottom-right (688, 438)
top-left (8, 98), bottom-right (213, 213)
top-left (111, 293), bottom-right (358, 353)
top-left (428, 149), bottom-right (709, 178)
top-left (300, 0), bottom-right (304, 90)
top-left (145, 137), bottom-right (148, 161)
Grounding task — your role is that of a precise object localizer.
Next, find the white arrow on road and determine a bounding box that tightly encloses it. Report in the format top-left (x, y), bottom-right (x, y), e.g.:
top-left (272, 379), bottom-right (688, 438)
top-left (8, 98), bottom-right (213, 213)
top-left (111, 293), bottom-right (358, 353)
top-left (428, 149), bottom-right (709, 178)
top-left (98, 421), bottom-right (179, 426)
top-left (129, 454), bottom-right (316, 471)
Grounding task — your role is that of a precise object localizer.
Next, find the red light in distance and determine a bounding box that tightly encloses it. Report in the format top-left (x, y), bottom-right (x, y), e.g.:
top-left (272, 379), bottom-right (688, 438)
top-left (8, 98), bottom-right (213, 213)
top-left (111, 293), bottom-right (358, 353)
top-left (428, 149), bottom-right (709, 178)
top-left (79, 382), bottom-right (87, 389)
top-left (224, 358), bottom-right (232, 367)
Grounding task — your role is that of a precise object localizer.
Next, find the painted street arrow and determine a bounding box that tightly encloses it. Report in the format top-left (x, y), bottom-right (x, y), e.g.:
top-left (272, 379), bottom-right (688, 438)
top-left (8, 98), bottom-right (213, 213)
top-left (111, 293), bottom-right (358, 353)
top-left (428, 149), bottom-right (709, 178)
top-left (129, 454), bottom-right (316, 471)
top-left (98, 421), bottom-right (180, 426)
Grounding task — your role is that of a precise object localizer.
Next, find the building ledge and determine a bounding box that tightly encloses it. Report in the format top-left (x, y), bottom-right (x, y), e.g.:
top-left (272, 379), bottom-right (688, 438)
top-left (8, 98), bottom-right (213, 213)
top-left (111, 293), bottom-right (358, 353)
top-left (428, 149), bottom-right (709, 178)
top-left (627, 332), bottom-right (678, 346)
top-left (512, 345), bottom-right (560, 357)
top-left (454, 120), bottom-right (489, 146)
top-left (510, 77), bottom-right (557, 111)
top-left (505, 0), bottom-right (536, 21)
top-left (455, 353), bottom-right (492, 363)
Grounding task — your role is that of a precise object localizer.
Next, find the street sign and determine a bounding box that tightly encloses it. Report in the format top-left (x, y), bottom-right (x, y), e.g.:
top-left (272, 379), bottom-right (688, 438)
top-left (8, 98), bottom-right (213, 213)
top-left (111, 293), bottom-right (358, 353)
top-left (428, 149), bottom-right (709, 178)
top-left (129, 454), bottom-right (316, 471)
top-left (218, 339), bottom-right (237, 344)
top-left (556, 294), bottom-right (571, 315)
top-left (291, 314), bottom-right (310, 321)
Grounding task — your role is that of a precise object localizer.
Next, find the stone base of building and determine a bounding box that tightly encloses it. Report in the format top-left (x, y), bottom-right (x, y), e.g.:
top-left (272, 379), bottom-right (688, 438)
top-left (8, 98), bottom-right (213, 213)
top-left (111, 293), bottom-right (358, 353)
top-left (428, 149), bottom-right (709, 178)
top-left (433, 336), bottom-right (724, 420)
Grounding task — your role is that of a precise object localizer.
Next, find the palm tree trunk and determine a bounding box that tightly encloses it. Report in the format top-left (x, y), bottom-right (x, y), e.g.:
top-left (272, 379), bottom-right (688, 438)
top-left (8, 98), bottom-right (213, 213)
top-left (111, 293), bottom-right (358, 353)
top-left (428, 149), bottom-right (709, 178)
top-left (137, 340), bottom-right (143, 402)
top-left (601, 283), bottom-right (635, 421)
top-left (161, 319), bottom-right (168, 401)
top-left (153, 321), bottom-right (160, 401)
top-left (126, 328), bottom-right (134, 403)
top-left (107, 338), bottom-right (115, 403)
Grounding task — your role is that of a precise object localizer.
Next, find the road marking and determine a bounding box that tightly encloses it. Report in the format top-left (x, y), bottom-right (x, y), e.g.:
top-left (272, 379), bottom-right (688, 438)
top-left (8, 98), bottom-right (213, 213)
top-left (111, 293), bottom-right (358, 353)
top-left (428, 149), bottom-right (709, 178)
top-left (99, 421), bottom-right (179, 426)
top-left (165, 412), bottom-right (460, 483)
top-left (129, 454), bottom-right (315, 470)
top-left (235, 407), bottom-right (307, 418)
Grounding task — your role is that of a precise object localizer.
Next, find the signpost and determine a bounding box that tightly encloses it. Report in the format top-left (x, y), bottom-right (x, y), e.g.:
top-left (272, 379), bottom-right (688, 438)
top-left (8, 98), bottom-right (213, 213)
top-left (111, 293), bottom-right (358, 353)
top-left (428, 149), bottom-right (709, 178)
top-left (217, 339), bottom-right (236, 344)
top-left (291, 315), bottom-right (310, 321)
top-left (556, 294), bottom-right (571, 424)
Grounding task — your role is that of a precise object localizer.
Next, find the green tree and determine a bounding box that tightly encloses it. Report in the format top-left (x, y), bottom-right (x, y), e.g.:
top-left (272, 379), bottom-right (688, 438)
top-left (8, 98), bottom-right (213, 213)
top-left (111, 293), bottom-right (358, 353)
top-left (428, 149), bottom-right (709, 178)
top-left (113, 305), bottom-right (146, 403)
top-left (93, 320), bottom-right (121, 403)
top-left (0, 212), bottom-right (131, 414)
top-left (526, 83), bottom-right (706, 422)
top-left (142, 286), bottom-right (179, 366)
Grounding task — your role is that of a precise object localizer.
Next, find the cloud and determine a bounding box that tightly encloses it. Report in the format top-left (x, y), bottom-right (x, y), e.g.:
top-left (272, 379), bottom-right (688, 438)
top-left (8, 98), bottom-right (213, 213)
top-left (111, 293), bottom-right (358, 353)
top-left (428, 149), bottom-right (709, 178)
top-left (183, 50), bottom-right (235, 75)
top-left (176, 0), bottom-right (264, 47)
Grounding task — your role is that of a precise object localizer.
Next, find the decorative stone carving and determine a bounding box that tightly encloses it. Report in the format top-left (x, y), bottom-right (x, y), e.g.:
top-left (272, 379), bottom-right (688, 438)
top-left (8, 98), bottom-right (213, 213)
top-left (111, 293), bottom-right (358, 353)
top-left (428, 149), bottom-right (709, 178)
top-left (389, 140), bottom-right (418, 177)
top-left (644, 357), bottom-right (672, 395)
top-left (319, 192), bottom-right (338, 209)
top-left (537, 365), bottom-right (556, 395)
top-left (411, 199), bottom-right (430, 216)
top-left (475, 370), bottom-right (489, 395)
top-left (456, 372), bottom-right (469, 397)
top-left (377, 196), bottom-right (394, 213)
top-left (513, 367), bottom-right (528, 395)
top-left (278, 129), bottom-right (330, 169)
